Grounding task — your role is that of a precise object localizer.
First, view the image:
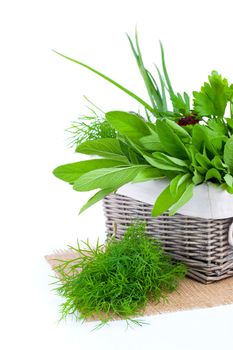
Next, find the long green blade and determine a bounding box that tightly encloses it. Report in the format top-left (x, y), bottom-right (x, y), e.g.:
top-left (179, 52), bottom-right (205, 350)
top-left (159, 41), bottom-right (175, 98)
top-left (53, 50), bottom-right (154, 113)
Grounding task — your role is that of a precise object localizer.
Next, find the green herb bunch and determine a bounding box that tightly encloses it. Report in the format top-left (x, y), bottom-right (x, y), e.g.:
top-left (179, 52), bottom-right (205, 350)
top-left (53, 30), bottom-right (233, 216)
top-left (54, 223), bottom-right (186, 327)
top-left (67, 97), bottom-right (116, 148)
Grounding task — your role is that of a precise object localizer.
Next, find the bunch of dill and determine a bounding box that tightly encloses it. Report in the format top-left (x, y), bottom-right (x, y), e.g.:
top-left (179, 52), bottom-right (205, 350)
top-left (67, 97), bottom-right (116, 148)
top-left (54, 223), bottom-right (186, 326)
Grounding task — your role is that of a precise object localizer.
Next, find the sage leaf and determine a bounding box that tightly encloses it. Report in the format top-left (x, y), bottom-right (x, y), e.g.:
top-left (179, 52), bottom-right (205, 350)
top-left (106, 111), bottom-right (151, 140)
top-left (132, 167), bottom-right (164, 183)
top-left (140, 134), bottom-right (164, 152)
top-left (79, 188), bottom-right (115, 214)
top-left (73, 165), bottom-right (149, 191)
top-left (53, 159), bottom-right (126, 183)
top-left (76, 138), bottom-right (129, 163)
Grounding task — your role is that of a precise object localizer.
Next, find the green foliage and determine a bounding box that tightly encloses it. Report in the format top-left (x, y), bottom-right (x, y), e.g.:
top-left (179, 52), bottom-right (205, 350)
top-left (53, 31), bottom-right (233, 216)
top-left (67, 99), bottom-right (116, 148)
top-left (193, 71), bottom-right (233, 117)
top-left (53, 50), bottom-right (155, 114)
top-left (224, 135), bottom-right (233, 174)
top-left (54, 223), bottom-right (187, 327)
top-left (72, 165), bottom-right (150, 191)
top-left (54, 114), bottom-right (233, 215)
top-left (127, 31), bottom-right (168, 113)
top-left (171, 92), bottom-right (191, 115)
top-left (76, 138), bottom-right (129, 163)
top-left (53, 159), bottom-right (126, 183)
top-left (105, 111), bottom-right (151, 140)
top-left (156, 119), bottom-right (190, 159)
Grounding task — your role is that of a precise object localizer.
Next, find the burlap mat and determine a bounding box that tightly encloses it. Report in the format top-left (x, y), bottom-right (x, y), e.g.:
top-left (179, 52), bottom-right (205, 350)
top-left (45, 250), bottom-right (233, 319)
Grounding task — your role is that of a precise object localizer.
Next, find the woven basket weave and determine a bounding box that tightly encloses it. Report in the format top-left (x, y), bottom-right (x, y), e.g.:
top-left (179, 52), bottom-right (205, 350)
top-left (103, 193), bottom-right (233, 284)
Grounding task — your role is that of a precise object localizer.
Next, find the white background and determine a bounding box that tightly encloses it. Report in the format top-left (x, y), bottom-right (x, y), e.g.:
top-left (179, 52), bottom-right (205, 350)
top-left (1, 0), bottom-right (233, 349)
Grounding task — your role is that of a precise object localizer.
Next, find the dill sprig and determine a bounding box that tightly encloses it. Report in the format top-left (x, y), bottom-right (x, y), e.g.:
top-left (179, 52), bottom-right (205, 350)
top-left (67, 96), bottom-right (116, 148)
top-left (53, 223), bottom-right (187, 327)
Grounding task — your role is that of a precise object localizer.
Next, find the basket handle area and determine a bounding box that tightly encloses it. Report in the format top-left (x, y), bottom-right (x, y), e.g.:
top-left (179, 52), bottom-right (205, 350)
top-left (228, 222), bottom-right (233, 247)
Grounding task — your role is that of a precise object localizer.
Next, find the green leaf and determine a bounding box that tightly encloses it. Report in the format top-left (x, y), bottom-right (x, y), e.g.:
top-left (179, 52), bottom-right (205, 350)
top-left (226, 118), bottom-right (233, 129)
top-left (169, 183), bottom-right (194, 215)
top-left (127, 32), bottom-right (164, 112)
top-left (192, 124), bottom-right (221, 155)
top-left (79, 188), bottom-right (115, 214)
top-left (152, 180), bottom-right (189, 217)
top-left (119, 140), bottom-right (146, 164)
top-left (132, 167), bottom-right (164, 183)
top-left (165, 119), bottom-right (191, 140)
top-left (76, 138), bottom-right (129, 163)
top-left (53, 159), bottom-right (125, 183)
top-left (144, 153), bottom-right (188, 172)
top-left (170, 174), bottom-right (191, 195)
top-left (207, 119), bottom-right (227, 135)
top-left (170, 92), bottom-right (191, 115)
top-left (152, 152), bottom-right (189, 168)
top-left (205, 168), bottom-right (222, 182)
top-left (152, 185), bottom-right (177, 217)
top-left (139, 134), bottom-right (164, 151)
top-left (53, 50), bottom-right (154, 113)
top-left (156, 119), bottom-right (189, 159)
top-left (195, 153), bottom-right (212, 170)
top-left (211, 155), bottom-right (227, 171)
top-left (224, 174), bottom-right (233, 188)
top-left (155, 65), bottom-right (168, 111)
top-left (106, 111), bottom-right (151, 141)
top-left (73, 165), bottom-right (149, 191)
top-left (192, 170), bottom-right (204, 185)
top-left (193, 71), bottom-right (230, 117)
top-left (224, 135), bottom-right (233, 174)
top-left (159, 41), bottom-right (175, 98)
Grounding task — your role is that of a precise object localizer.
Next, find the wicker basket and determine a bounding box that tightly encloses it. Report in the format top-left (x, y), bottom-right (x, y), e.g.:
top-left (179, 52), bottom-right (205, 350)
top-left (103, 193), bottom-right (233, 284)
